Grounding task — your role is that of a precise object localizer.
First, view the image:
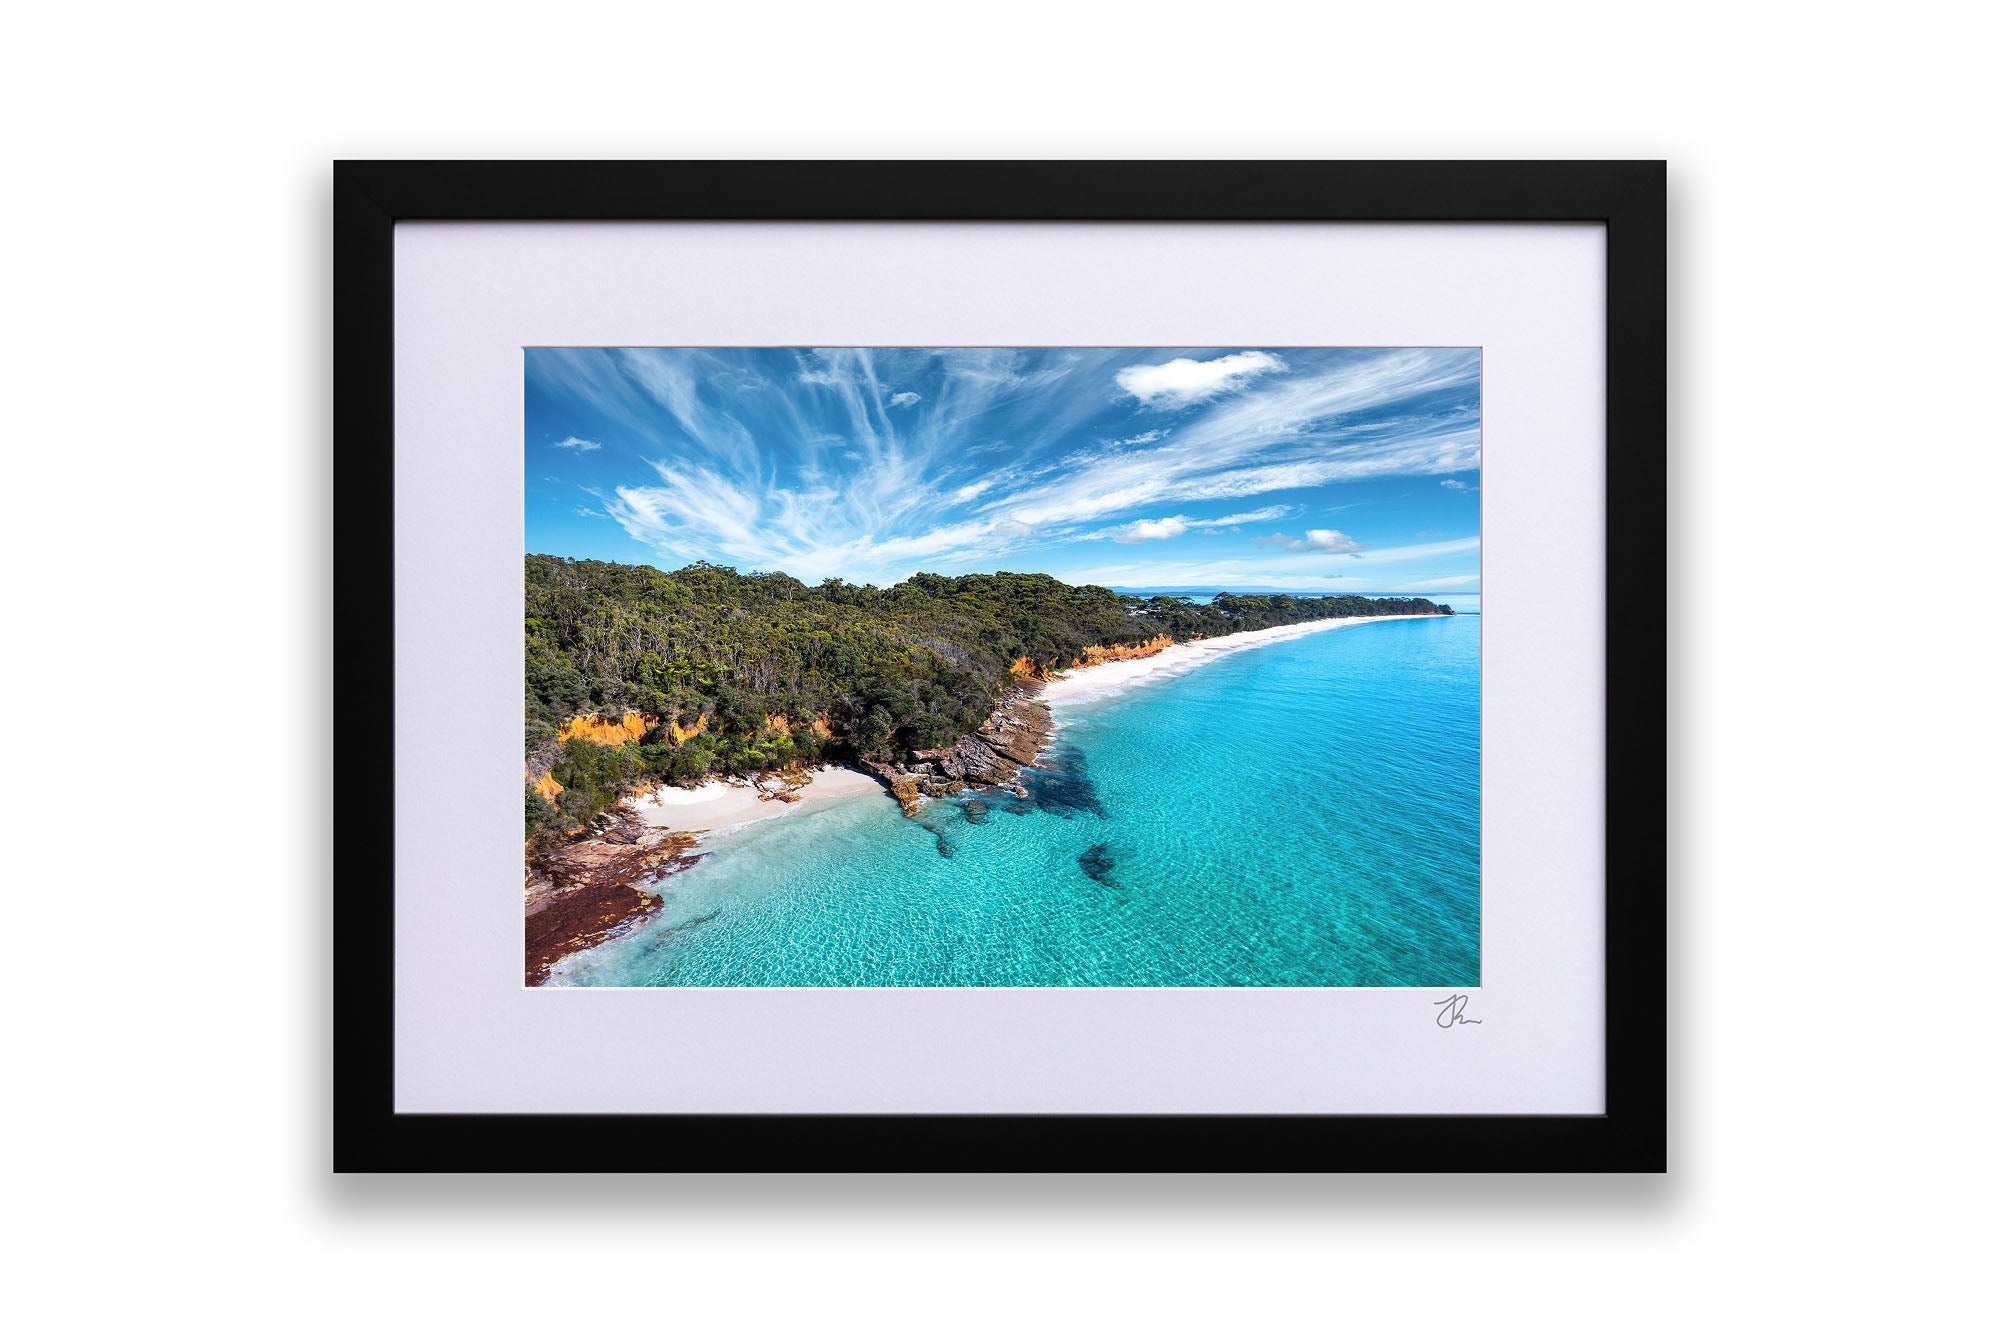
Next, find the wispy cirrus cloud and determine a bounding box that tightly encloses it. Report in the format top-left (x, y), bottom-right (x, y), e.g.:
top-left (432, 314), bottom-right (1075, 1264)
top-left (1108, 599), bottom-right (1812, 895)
top-left (1200, 505), bottom-right (1294, 527)
top-left (1108, 505), bottom-right (1297, 543)
top-left (986, 348), bottom-right (1480, 530)
top-left (528, 347), bottom-right (1480, 589)
top-left (1068, 537), bottom-right (1480, 589)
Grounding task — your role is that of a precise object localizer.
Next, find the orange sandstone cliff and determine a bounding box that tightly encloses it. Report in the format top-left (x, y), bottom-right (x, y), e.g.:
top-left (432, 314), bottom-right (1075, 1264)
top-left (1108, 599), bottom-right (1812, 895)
top-left (558, 711), bottom-right (652, 746)
top-left (1008, 635), bottom-right (1176, 682)
top-left (530, 709), bottom-right (715, 804)
top-left (1009, 656), bottom-right (1055, 682)
top-left (1075, 634), bottom-right (1175, 667)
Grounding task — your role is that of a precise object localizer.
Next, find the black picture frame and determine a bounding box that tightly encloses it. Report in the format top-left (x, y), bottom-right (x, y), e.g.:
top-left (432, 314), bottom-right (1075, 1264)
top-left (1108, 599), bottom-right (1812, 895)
top-left (336, 160), bottom-right (1666, 1173)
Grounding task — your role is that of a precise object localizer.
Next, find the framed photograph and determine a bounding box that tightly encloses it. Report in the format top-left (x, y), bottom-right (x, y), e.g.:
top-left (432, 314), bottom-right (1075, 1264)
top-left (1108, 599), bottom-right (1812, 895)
top-left (337, 161), bottom-right (1665, 1171)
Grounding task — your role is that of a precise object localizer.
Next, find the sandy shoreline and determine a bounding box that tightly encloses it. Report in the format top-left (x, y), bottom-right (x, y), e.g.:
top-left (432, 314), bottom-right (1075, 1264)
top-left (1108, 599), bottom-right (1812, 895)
top-left (617, 617), bottom-right (1438, 829)
top-left (1040, 614), bottom-right (1441, 709)
top-left (627, 764), bottom-right (887, 835)
top-left (532, 766), bottom-right (885, 984)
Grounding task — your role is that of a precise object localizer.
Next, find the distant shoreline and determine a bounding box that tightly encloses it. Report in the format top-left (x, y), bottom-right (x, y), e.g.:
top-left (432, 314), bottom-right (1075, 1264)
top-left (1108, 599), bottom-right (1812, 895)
top-left (1041, 612), bottom-right (1443, 709)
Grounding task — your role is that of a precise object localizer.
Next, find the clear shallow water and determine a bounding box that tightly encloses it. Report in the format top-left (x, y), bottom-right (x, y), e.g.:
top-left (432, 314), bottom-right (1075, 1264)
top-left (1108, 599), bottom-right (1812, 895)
top-left (553, 615), bottom-right (1479, 987)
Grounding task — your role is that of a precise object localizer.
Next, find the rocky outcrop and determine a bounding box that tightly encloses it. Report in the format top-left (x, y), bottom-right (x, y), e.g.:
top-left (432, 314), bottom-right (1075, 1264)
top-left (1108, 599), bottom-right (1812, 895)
top-left (524, 808), bottom-right (702, 984)
top-left (861, 763), bottom-right (925, 817)
top-left (747, 765), bottom-right (816, 804)
top-left (866, 684), bottom-right (1056, 816)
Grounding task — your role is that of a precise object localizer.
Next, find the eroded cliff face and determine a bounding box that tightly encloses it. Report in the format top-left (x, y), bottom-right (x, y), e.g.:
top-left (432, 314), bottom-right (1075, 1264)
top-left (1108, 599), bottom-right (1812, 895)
top-left (530, 710), bottom-right (708, 806)
top-left (1008, 634), bottom-right (1176, 683)
top-left (1076, 634), bottom-right (1174, 667)
top-left (559, 711), bottom-right (652, 746)
top-left (552, 710), bottom-right (719, 747)
top-left (1009, 656), bottom-right (1056, 682)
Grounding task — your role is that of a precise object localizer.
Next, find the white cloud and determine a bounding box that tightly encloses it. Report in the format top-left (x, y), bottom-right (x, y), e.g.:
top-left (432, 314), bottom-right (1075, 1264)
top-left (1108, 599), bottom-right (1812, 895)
top-left (1113, 517), bottom-right (1190, 543)
top-left (1102, 429), bottom-right (1166, 447)
top-left (1303, 528), bottom-right (1362, 553)
top-left (1441, 477), bottom-right (1467, 490)
top-left (1115, 351), bottom-right (1287, 408)
top-left (1258, 528), bottom-right (1365, 554)
top-left (552, 435), bottom-right (602, 452)
top-left (953, 478), bottom-right (996, 502)
top-left (889, 391), bottom-right (922, 408)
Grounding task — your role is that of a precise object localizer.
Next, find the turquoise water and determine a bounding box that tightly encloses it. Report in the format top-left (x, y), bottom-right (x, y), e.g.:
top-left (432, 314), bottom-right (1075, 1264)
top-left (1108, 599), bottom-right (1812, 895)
top-left (554, 615), bottom-right (1479, 987)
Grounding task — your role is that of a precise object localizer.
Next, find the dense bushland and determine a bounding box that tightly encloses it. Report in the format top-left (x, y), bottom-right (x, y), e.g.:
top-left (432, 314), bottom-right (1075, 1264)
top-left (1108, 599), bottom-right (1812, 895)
top-left (524, 555), bottom-right (1449, 838)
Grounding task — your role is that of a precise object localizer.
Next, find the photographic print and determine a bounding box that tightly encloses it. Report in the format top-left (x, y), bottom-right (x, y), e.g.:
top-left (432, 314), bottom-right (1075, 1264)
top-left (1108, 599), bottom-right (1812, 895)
top-left (523, 347), bottom-right (1480, 987)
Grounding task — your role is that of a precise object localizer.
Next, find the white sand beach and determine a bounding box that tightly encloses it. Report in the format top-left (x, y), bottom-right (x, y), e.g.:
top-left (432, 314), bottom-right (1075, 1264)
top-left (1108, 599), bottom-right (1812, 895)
top-left (627, 764), bottom-right (886, 835)
top-left (1040, 614), bottom-right (1439, 708)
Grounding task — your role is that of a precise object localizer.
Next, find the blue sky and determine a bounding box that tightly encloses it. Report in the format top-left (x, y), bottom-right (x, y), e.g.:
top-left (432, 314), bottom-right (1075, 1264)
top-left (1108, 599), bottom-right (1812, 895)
top-left (525, 347), bottom-right (1479, 594)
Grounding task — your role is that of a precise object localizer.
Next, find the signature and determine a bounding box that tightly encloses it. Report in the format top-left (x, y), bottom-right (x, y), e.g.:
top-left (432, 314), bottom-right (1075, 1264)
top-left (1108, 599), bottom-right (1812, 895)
top-left (1433, 993), bottom-right (1482, 1028)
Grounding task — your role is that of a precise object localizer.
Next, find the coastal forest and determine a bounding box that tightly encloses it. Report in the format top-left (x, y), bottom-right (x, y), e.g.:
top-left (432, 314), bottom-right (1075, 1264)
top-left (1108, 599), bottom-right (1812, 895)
top-left (524, 554), bottom-right (1450, 840)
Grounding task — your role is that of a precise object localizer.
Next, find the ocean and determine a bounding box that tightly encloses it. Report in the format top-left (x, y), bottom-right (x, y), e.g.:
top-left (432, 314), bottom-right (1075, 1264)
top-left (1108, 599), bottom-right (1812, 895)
top-left (551, 612), bottom-right (1480, 987)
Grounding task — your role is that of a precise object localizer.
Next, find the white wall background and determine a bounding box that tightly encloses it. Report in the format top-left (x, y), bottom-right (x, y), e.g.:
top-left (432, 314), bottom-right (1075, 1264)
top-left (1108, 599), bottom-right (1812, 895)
top-left (3, 2), bottom-right (1991, 1329)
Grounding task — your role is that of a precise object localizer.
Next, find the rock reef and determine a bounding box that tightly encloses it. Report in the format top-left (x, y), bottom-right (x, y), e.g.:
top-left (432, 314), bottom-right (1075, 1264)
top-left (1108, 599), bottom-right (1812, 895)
top-left (523, 808), bottom-right (702, 984)
top-left (865, 683), bottom-right (1055, 816)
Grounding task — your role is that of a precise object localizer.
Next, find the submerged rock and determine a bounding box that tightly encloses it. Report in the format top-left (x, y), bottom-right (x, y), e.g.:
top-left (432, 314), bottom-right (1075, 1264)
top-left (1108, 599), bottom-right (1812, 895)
top-left (1078, 842), bottom-right (1119, 887)
top-left (1024, 748), bottom-right (1106, 819)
